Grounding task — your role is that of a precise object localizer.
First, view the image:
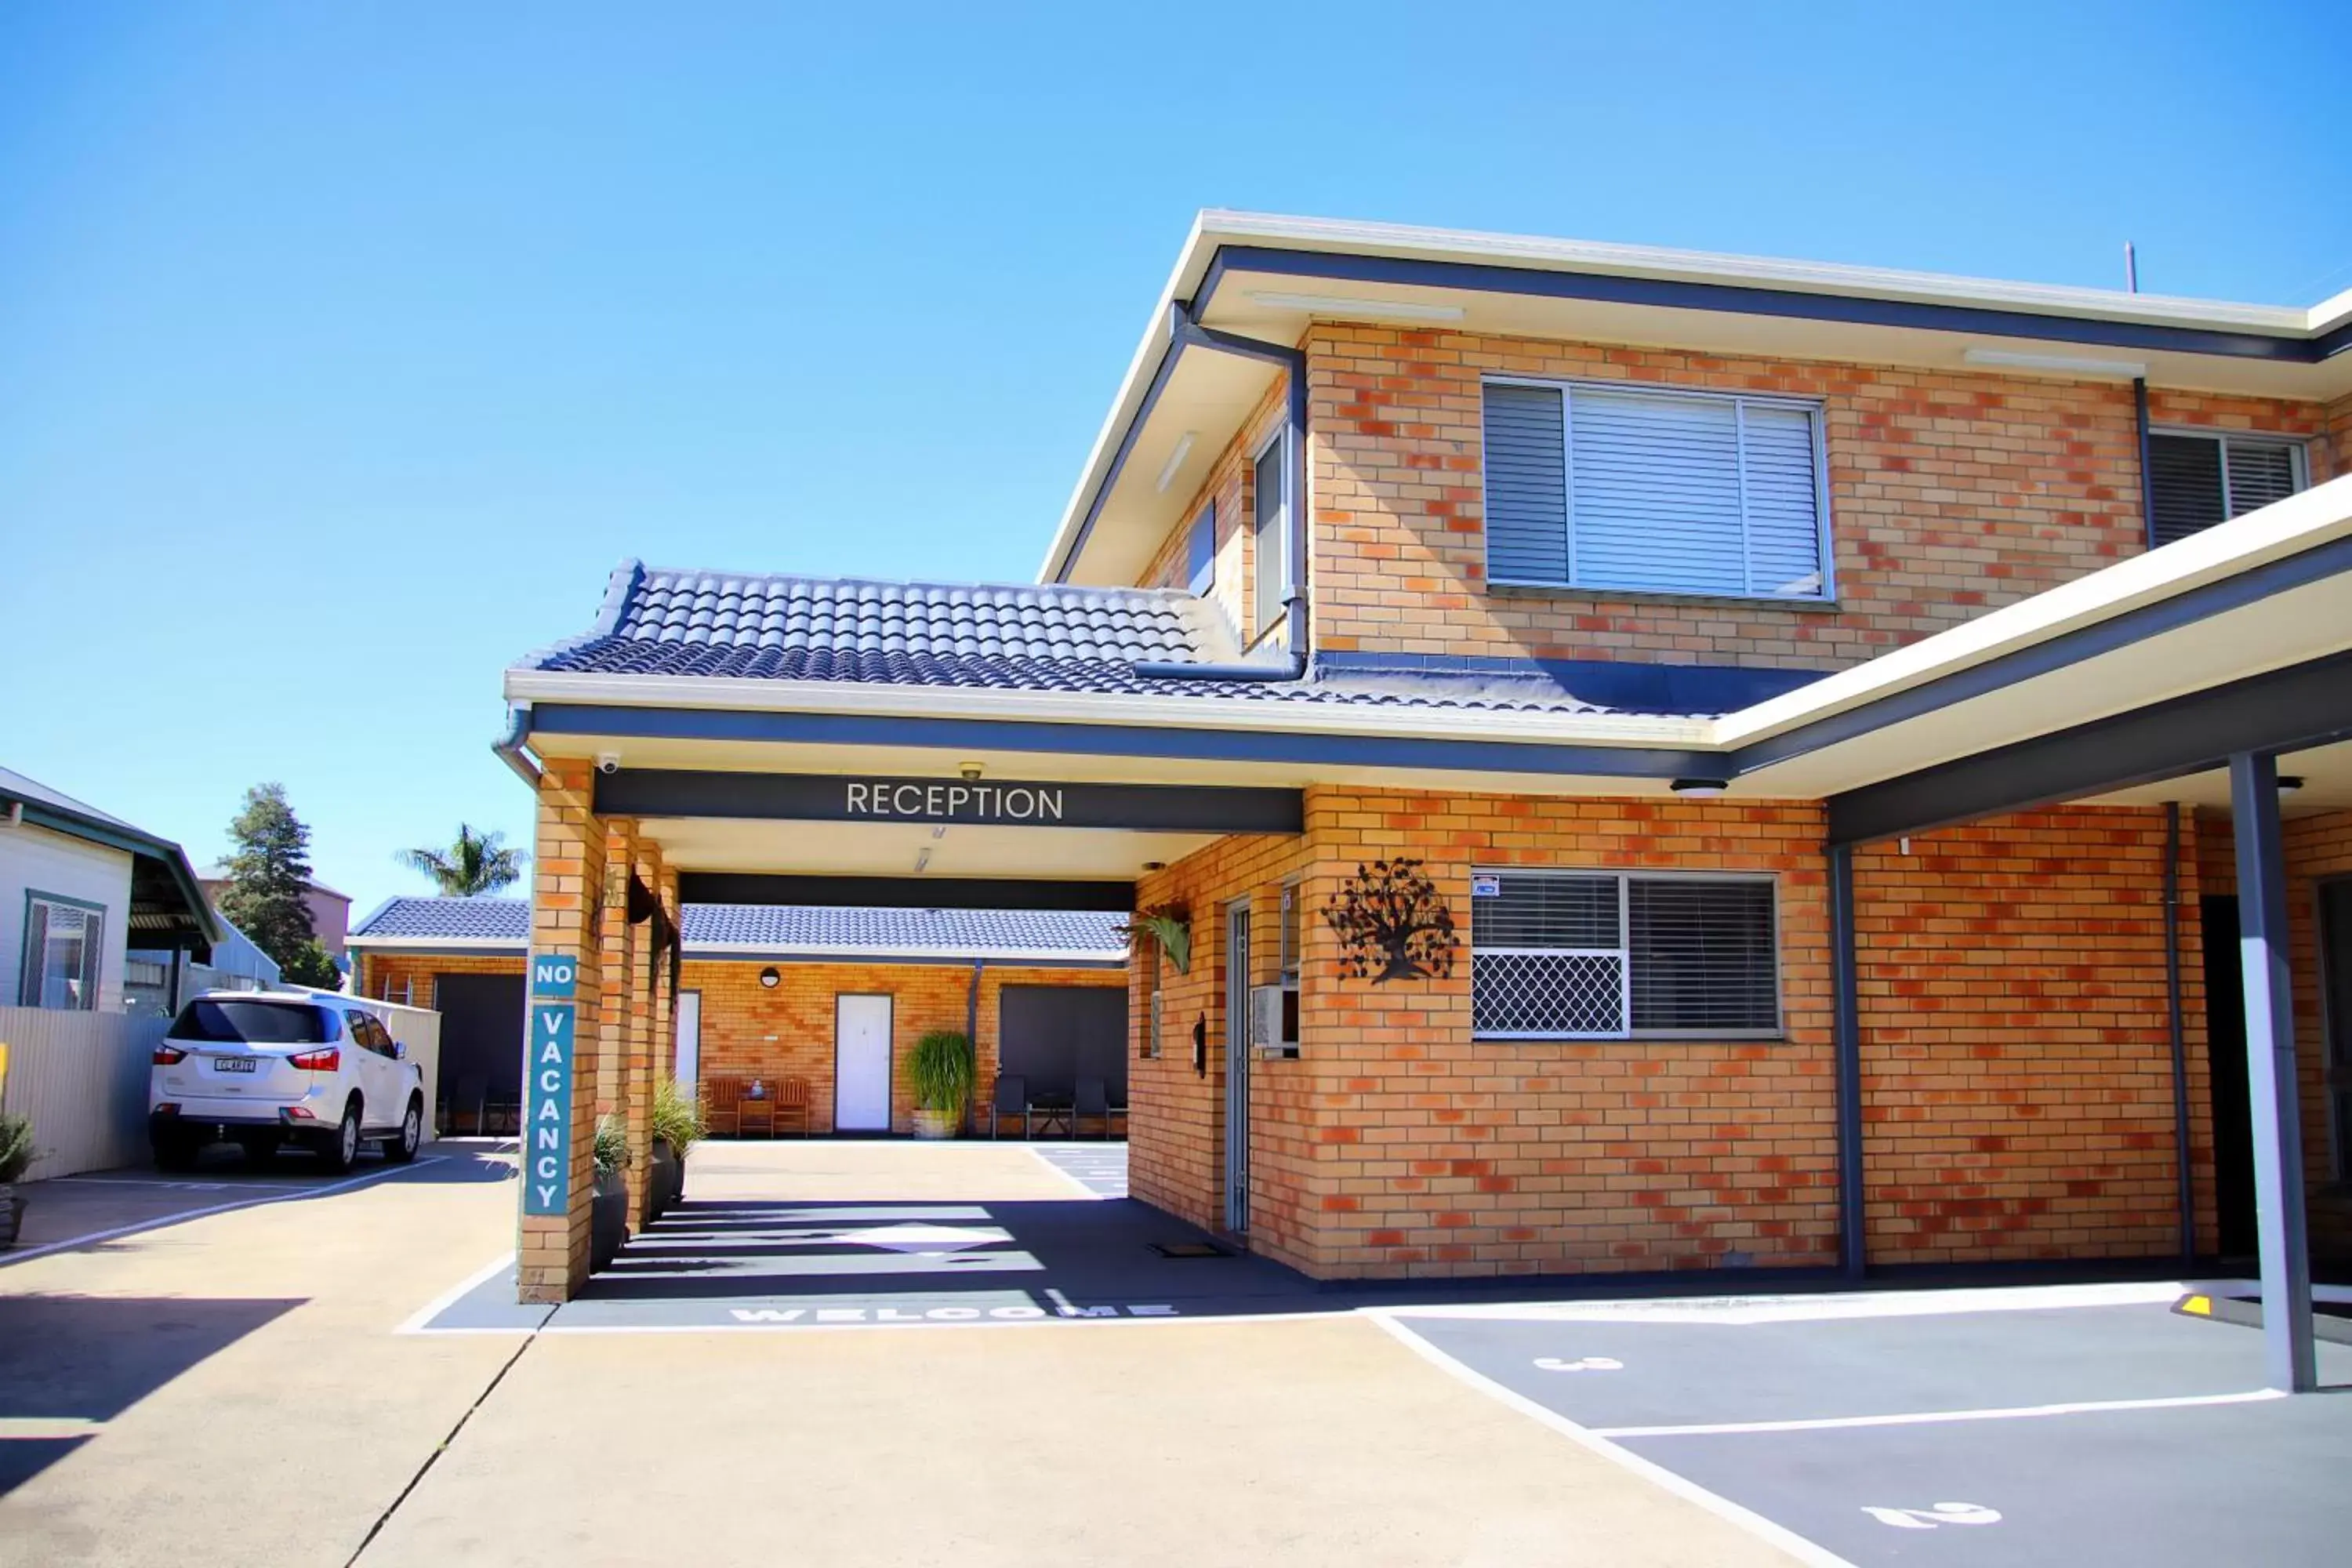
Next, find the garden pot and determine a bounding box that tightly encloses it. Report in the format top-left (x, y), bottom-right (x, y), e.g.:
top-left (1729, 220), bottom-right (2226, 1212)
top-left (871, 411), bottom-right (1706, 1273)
top-left (0, 1185), bottom-right (22, 1248)
top-left (913, 1109), bottom-right (958, 1141)
top-left (648, 1138), bottom-right (678, 1221)
top-left (590, 1168), bottom-right (628, 1272)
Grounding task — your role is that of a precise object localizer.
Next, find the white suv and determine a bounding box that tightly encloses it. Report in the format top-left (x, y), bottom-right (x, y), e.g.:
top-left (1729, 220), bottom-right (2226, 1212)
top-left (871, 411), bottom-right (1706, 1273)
top-left (150, 993), bottom-right (425, 1173)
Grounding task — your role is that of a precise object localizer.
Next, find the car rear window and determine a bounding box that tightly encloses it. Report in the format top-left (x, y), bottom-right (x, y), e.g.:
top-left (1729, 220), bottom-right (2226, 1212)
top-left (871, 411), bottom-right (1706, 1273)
top-left (169, 1000), bottom-right (335, 1044)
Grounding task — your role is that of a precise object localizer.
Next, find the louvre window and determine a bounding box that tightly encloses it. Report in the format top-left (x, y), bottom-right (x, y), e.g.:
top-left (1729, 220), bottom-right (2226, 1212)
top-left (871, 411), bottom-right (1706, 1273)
top-left (1471, 871), bottom-right (1778, 1038)
top-left (1482, 381), bottom-right (1830, 601)
top-left (2147, 431), bottom-right (2306, 547)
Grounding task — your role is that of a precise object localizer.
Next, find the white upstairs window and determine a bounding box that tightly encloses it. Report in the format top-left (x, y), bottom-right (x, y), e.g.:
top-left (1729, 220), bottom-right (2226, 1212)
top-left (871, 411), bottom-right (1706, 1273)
top-left (1481, 380), bottom-right (1831, 601)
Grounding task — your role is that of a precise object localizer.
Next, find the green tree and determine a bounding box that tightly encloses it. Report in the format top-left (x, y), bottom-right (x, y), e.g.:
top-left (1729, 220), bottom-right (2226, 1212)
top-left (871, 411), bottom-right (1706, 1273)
top-left (216, 784), bottom-right (323, 978)
top-left (281, 938), bottom-right (343, 990)
top-left (397, 823), bottom-right (528, 896)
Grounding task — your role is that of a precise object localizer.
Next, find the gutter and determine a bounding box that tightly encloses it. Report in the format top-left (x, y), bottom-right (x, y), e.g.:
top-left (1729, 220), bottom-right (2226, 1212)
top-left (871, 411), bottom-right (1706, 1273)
top-left (494, 704), bottom-right (543, 788)
top-left (1123, 301), bottom-right (1311, 684)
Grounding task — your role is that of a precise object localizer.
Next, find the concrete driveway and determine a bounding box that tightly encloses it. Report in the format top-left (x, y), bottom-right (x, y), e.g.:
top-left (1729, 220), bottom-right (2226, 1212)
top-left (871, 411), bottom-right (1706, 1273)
top-left (0, 1138), bottom-right (1797, 1568)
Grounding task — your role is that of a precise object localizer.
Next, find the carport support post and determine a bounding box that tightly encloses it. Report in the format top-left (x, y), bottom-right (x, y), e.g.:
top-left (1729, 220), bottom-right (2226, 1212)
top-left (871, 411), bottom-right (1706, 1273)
top-left (520, 761), bottom-right (608, 1303)
top-left (2227, 750), bottom-right (2317, 1393)
top-left (1828, 844), bottom-right (1867, 1281)
top-left (601, 819), bottom-right (648, 1230)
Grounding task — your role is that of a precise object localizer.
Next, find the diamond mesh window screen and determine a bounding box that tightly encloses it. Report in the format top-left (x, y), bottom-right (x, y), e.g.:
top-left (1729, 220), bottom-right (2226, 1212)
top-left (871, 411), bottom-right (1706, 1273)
top-left (1472, 872), bottom-right (1777, 1037)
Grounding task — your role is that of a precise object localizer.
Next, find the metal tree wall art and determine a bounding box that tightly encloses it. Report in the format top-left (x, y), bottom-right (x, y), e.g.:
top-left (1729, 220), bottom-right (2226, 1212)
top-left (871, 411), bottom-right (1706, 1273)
top-left (1322, 859), bottom-right (1458, 982)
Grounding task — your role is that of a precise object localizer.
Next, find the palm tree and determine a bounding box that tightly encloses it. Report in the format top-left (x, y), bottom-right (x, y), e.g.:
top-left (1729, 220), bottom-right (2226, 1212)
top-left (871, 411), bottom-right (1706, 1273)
top-left (398, 824), bottom-right (528, 897)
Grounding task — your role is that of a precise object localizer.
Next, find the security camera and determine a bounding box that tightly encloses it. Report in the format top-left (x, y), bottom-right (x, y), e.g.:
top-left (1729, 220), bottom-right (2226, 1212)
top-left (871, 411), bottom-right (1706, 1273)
top-left (597, 753), bottom-right (622, 775)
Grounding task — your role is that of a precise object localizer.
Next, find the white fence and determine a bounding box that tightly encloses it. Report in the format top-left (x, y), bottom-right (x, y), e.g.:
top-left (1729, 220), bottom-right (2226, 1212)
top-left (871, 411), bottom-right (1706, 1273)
top-left (0, 997), bottom-right (444, 1181)
top-left (0, 1007), bottom-right (169, 1180)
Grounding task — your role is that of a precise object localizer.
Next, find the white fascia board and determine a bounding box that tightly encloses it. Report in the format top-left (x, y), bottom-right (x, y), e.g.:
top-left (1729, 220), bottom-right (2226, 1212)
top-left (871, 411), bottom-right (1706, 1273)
top-left (1715, 474), bottom-right (2352, 748)
top-left (343, 935), bottom-right (527, 953)
top-left (687, 944), bottom-right (1125, 966)
top-left (1196, 211), bottom-right (2320, 334)
top-left (501, 668), bottom-right (1715, 749)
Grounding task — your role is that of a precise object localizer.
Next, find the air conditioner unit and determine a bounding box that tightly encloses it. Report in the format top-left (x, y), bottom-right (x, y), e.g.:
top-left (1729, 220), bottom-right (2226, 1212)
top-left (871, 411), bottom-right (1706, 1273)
top-left (1249, 985), bottom-right (1298, 1058)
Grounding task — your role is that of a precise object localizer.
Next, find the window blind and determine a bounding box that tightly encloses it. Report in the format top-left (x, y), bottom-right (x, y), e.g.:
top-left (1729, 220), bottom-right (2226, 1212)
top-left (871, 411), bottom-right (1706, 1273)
top-left (1253, 438), bottom-right (1286, 635)
top-left (1470, 872), bottom-right (1777, 1037)
top-left (1482, 382), bottom-right (1827, 600)
top-left (2148, 432), bottom-right (2304, 547)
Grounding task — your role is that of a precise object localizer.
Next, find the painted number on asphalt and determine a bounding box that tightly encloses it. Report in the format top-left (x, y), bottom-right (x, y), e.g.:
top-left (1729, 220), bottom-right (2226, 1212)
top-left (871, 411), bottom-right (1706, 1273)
top-left (1862, 1502), bottom-right (2002, 1530)
top-left (1533, 1356), bottom-right (1624, 1373)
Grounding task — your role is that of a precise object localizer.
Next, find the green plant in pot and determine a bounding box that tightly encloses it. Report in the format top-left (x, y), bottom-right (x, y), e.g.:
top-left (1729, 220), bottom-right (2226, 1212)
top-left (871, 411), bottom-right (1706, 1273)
top-left (650, 1078), bottom-right (703, 1213)
top-left (590, 1114), bottom-right (630, 1271)
top-left (0, 1112), bottom-right (35, 1247)
top-left (909, 1029), bottom-right (974, 1140)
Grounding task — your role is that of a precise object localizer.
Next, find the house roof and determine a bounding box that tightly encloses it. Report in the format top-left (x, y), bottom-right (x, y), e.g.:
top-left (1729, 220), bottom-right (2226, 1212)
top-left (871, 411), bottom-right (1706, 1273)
top-left (196, 865), bottom-right (352, 902)
top-left (510, 561), bottom-right (1806, 718)
top-left (349, 897), bottom-right (1129, 964)
top-left (0, 765), bottom-right (222, 956)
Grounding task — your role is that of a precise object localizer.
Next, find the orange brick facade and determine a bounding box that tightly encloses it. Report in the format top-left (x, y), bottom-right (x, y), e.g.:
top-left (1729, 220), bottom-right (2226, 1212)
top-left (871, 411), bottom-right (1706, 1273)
top-left (1137, 330), bottom-right (2345, 672)
top-left (354, 946), bottom-right (1121, 1140)
top-left (1119, 791), bottom-right (2271, 1280)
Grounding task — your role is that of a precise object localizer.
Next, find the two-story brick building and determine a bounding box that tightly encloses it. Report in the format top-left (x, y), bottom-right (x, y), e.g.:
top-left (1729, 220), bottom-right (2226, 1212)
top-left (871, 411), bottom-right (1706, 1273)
top-left (493, 212), bottom-right (2352, 1385)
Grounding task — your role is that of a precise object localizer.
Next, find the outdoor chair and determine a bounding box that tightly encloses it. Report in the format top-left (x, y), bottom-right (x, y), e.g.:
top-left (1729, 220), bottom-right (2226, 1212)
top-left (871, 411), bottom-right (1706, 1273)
top-left (484, 1082), bottom-right (522, 1137)
top-left (1073, 1077), bottom-right (1111, 1139)
top-left (703, 1076), bottom-right (743, 1138)
top-left (988, 1074), bottom-right (1029, 1138)
top-left (774, 1076), bottom-right (811, 1138)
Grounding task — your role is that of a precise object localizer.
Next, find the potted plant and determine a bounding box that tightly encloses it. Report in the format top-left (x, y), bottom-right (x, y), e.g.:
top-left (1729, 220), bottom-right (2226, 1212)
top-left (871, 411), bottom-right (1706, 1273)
top-left (650, 1078), bottom-right (703, 1214)
top-left (591, 1115), bottom-right (630, 1271)
top-left (909, 1029), bottom-right (975, 1139)
top-left (0, 1113), bottom-right (34, 1247)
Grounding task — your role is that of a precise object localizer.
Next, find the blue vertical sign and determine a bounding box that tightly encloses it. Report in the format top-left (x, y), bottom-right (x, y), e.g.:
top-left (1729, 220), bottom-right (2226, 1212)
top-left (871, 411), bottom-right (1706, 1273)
top-left (524, 954), bottom-right (579, 1217)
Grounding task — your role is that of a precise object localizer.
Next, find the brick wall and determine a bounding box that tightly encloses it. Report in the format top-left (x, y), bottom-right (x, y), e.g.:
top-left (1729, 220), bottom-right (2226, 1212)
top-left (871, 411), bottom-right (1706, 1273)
top-left (684, 958), bottom-right (1123, 1135)
top-left (2281, 808), bottom-right (2352, 1253)
top-left (352, 950), bottom-right (522, 1008)
top-left (1853, 808), bottom-right (2212, 1265)
top-left (1138, 377), bottom-right (1289, 648)
top-left (1301, 325), bottom-right (2332, 668)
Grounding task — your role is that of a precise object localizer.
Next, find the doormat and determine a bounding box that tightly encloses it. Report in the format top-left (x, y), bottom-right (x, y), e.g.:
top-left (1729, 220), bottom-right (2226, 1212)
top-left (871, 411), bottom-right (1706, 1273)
top-left (1149, 1241), bottom-right (1231, 1259)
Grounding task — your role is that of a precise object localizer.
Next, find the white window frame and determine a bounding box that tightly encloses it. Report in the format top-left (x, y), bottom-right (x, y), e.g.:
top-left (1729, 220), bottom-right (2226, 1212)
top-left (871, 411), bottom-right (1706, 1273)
top-left (1469, 867), bottom-right (1783, 1041)
top-left (1479, 376), bottom-right (1837, 604)
top-left (20, 889), bottom-right (107, 1011)
top-left (1250, 424), bottom-right (1290, 643)
top-left (2147, 426), bottom-right (2309, 513)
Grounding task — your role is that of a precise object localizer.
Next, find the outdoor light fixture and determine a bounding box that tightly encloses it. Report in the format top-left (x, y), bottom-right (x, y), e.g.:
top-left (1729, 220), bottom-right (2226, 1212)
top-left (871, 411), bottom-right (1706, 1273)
top-left (758, 967), bottom-right (780, 988)
top-left (1154, 432), bottom-right (1197, 493)
top-left (959, 762), bottom-right (984, 781)
top-left (1962, 348), bottom-right (2148, 379)
top-left (1670, 778), bottom-right (1730, 799)
top-left (1142, 861), bottom-right (1167, 872)
top-left (2279, 775), bottom-right (2306, 795)
top-left (1248, 289), bottom-right (1466, 322)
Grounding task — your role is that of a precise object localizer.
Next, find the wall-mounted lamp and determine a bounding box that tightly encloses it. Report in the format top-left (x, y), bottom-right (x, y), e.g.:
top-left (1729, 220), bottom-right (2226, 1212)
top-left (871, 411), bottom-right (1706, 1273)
top-left (758, 967), bottom-right (780, 989)
top-left (1142, 861), bottom-right (1167, 873)
top-left (1669, 778), bottom-right (1729, 799)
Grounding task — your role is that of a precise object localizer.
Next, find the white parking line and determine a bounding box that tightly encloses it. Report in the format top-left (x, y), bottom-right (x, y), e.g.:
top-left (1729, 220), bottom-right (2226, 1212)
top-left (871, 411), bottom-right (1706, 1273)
top-left (1381, 1279), bottom-right (2191, 1325)
top-left (1362, 1309), bottom-right (1860, 1568)
top-left (60, 1175), bottom-right (310, 1192)
top-left (0, 1156), bottom-right (448, 1269)
top-left (1025, 1145), bottom-right (1109, 1200)
top-left (395, 1250), bottom-right (521, 1335)
top-left (1591, 1388), bottom-right (2287, 1439)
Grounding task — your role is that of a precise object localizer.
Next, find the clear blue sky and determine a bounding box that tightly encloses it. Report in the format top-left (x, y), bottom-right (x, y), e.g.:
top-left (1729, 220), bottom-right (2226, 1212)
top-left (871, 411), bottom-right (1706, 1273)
top-left (3, 2), bottom-right (2344, 921)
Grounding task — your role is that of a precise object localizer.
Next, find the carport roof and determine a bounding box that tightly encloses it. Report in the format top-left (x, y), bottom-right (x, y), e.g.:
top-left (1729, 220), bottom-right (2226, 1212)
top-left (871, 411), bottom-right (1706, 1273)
top-left (350, 897), bottom-right (1128, 964)
top-left (510, 560), bottom-right (1791, 717)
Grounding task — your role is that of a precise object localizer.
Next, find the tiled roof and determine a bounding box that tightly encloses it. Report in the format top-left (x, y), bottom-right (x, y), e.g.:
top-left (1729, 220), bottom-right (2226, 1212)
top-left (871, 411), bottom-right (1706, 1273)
top-left (350, 898), bottom-right (1127, 960)
top-left (352, 898), bottom-right (531, 943)
top-left (511, 560), bottom-right (1757, 714)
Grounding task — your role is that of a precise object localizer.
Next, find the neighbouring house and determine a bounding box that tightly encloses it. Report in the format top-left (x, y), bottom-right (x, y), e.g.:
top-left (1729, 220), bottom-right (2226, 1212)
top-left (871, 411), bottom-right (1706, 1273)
top-left (347, 896), bottom-right (1126, 1134)
top-left (1, 765), bottom-right (220, 1013)
top-left (198, 864), bottom-right (354, 971)
top-left (481, 202), bottom-right (2352, 1397)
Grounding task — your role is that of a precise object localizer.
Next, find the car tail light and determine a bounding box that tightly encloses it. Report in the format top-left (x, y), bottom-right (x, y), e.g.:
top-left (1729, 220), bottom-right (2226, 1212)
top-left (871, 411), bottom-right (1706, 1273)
top-left (283, 1106), bottom-right (316, 1121)
top-left (288, 1047), bottom-right (339, 1072)
top-left (153, 1045), bottom-right (188, 1065)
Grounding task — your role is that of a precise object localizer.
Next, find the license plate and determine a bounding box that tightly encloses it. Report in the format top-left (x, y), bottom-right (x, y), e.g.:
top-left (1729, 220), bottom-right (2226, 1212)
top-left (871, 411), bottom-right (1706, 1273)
top-left (213, 1056), bottom-right (260, 1074)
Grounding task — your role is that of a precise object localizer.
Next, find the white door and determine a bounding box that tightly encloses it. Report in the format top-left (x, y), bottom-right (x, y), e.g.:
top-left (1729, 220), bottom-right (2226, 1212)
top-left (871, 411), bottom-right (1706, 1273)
top-left (674, 991), bottom-right (702, 1097)
top-left (834, 994), bottom-right (894, 1132)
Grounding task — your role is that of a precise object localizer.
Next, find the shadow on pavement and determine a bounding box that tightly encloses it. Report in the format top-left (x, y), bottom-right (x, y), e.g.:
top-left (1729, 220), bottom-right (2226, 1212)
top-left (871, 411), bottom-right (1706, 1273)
top-left (0, 1294), bottom-right (301, 1495)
